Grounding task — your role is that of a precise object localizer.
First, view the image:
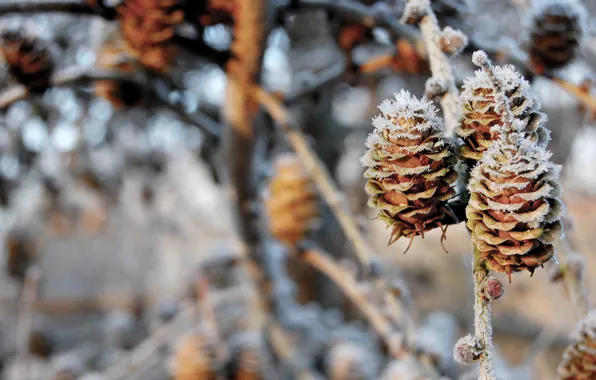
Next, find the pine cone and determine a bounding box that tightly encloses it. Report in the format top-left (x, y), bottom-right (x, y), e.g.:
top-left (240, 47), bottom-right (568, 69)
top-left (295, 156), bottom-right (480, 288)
top-left (172, 331), bottom-right (225, 380)
top-left (229, 332), bottom-right (274, 380)
top-left (0, 30), bottom-right (53, 92)
top-left (361, 90), bottom-right (458, 250)
top-left (326, 342), bottom-right (378, 380)
top-left (95, 39), bottom-right (144, 108)
top-left (264, 154), bottom-right (318, 246)
top-left (558, 310), bottom-right (596, 380)
top-left (458, 64), bottom-right (549, 163)
top-left (529, 0), bottom-right (586, 73)
top-left (466, 132), bottom-right (563, 280)
top-left (118, 0), bottom-right (184, 72)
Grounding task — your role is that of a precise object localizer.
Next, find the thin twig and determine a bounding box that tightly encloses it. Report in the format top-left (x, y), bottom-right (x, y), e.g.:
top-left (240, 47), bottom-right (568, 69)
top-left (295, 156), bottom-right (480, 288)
top-left (103, 304), bottom-right (195, 380)
top-left (268, 321), bottom-right (321, 380)
top-left (253, 85), bottom-right (374, 270)
top-left (299, 247), bottom-right (403, 357)
top-left (554, 236), bottom-right (590, 318)
top-left (15, 266), bottom-right (41, 380)
top-left (221, 0), bottom-right (267, 247)
top-left (407, 0), bottom-right (460, 135)
top-left (0, 0), bottom-right (92, 15)
top-left (295, 0), bottom-right (419, 41)
top-left (472, 254), bottom-right (495, 380)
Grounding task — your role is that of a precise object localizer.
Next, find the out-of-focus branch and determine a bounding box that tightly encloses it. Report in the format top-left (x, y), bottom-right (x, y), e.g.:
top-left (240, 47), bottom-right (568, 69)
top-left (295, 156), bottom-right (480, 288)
top-left (0, 0), bottom-right (92, 15)
top-left (173, 35), bottom-right (233, 67)
top-left (299, 247), bottom-right (404, 357)
top-left (253, 85), bottom-right (374, 270)
top-left (294, 0), bottom-right (419, 41)
top-left (268, 321), bottom-right (321, 380)
top-left (0, 67), bottom-right (222, 138)
top-left (403, 0), bottom-right (459, 135)
top-left (103, 305), bottom-right (195, 380)
top-left (221, 0), bottom-right (267, 248)
top-left (15, 267), bottom-right (41, 380)
top-left (553, 236), bottom-right (590, 319)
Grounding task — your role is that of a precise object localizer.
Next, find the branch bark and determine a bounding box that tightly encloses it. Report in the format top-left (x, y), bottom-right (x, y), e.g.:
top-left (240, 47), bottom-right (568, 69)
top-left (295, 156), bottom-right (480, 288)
top-left (409, 1), bottom-right (459, 135)
top-left (472, 254), bottom-right (496, 380)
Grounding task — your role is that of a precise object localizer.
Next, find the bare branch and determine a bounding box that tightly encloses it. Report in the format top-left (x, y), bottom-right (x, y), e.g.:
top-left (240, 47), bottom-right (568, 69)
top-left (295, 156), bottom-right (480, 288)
top-left (253, 85), bottom-right (375, 270)
top-left (0, 0), bottom-right (92, 15)
top-left (472, 255), bottom-right (496, 380)
top-left (295, 0), bottom-right (419, 41)
top-left (403, 0), bottom-right (460, 135)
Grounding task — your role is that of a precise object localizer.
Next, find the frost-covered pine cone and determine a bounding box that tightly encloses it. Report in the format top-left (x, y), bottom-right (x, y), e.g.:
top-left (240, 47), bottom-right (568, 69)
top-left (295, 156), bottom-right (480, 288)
top-left (0, 30), bottom-right (53, 92)
top-left (264, 154), bottom-right (318, 246)
top-left (95, 38), bottom-right (144, 109)
top-left (466, 130), bottom-right (563, 280)
top-left (458, 64), bottom-right (549, 163)
top-left (529, 0), bottom-right (586, 73)
top-left (171, 331), bottom-right (225, 380)
top-left (361, 90), bottom-right (458, 250)
top-left (118, 0), bottom-right (184, 72)
top-left (558, 310), bottom-right (596, 380)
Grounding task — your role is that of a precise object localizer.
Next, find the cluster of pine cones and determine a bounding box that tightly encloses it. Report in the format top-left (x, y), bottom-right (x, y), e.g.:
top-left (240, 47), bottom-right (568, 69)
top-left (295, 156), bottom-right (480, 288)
top-left (362, 56), bottom-right (563, 279)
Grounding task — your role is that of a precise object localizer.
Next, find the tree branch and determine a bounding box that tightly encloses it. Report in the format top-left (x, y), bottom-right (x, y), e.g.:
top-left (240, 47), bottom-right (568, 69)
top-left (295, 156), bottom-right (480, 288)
top-left (405, 0), bottom-right (459, 135)
top-left (472, 254), bottom-right (496, 380)
top-left (294, 0), bottom-right (419, 41)
top-left (0, 0), bottom-right (92, 15)
top-left (253, 85), bottom-right (375, 271)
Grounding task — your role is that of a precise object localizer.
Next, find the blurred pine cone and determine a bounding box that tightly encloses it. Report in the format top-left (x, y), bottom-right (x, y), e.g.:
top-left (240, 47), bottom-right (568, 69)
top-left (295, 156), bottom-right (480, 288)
top-left (0, 30), bottom-right (53, 92)
top-left (264, 154), bottom-right (318, 246)
top-left (361, 90), bottom-right (458, 250)
top-left (229, 332), bottom-right (274, 380)
top-left (118, 0), bottom-right (184, 72)
top-left (558, 310), bottom-right (596, 379)
top-left (95, 39), bottom-right (144, 108)
top-left (172, 331), bottom-right (225, 380)
top-left (458, 64), bottom-right (549, 163)
top-left (466, 132), bottom-right (563, 279)
top-left (326, 341), bottom-right (378, 380)
top-left (529, 0), bottom-right (586, 73)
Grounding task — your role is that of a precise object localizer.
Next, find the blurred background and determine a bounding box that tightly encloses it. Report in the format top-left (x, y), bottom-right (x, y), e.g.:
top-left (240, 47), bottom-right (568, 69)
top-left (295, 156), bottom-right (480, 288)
top-left (0, 0), bottom-right (595, 379)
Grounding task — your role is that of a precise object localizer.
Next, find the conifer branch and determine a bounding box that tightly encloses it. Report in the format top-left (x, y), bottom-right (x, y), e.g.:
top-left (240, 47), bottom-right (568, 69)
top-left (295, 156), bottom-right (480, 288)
top-left (401, 0), bottom-right (460, 135)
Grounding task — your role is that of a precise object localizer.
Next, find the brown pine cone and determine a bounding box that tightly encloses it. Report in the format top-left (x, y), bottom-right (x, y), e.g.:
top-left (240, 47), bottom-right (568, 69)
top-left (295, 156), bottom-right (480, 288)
top-left (361, 90), bottom-right (458, 251)
top-left (95, 39), bottom-right (144, 108)
top-left (118, 0), bottom-right (184, 72)
top-left (264, 154), bottom-right (318, 247)
top-left (466, 132), bottom-right (563, 280)
top-left (529, 0), bottom-right (586, 73)
top-left (0, 30), bottom-right (53, 92)
top-left (458, 64), bottom-right (549, 163)
top-left (558, 310), bottom-right (596, 379)
top-left (171, 331), bottom-right (225, 380)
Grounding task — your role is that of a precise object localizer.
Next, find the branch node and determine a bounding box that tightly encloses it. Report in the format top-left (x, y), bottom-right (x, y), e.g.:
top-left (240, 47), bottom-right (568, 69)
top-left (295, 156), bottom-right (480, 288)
top-left (439, 26), bottom-right (468, 57)
top-left (453, 334), bottom-right (482, 365)
top-left (400, 0), bottom-right (429, 25)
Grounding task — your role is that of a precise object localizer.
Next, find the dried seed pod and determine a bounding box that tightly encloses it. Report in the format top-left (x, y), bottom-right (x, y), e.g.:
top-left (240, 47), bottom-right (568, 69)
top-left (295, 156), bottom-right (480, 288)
top-left (118, 0), bottom-right (184, 72)
top-left (439, 26), bottom-right (467, 57)
top-left (264, 154), bottom-right (318, 246)
top-left (529, 0), bottom-right (586, 73)
top-left (172, 330), bottom-right (226, 380)
top-left (229, 331), bottom-right (274, 380)
top-left (458, 64), bottom-right (549, 163)
top-left (325, 341), bottom-right (378, 380)
top-left (361, 90), bottom-right (458, 251)
top-left (95, 38), bottom-right (144, 109)
top-left (453, 335), bottom-right (481, 365)
top-left (0, 30), bottom-right (53, 92)
top-left (557, 310), bottom-right (596, 379)
top-left (5, 229), bottom-right (36, 281)
top-left (466, 131), bottom-right (563, 280)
